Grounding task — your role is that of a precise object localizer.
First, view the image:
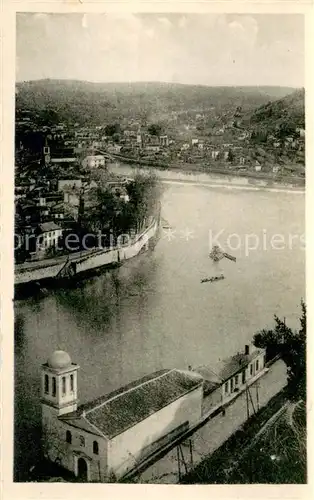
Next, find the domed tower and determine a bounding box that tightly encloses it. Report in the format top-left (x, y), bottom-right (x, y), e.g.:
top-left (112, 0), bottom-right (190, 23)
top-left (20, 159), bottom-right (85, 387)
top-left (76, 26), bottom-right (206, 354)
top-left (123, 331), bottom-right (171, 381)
top-left (41, 350), bottom-right (79, 419)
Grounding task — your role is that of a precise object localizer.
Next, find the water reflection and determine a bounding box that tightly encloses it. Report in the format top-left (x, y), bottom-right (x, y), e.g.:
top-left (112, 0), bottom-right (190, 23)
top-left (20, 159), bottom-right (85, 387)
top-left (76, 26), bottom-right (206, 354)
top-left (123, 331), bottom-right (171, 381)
top-left (53, 252), bottom-right (160, 333)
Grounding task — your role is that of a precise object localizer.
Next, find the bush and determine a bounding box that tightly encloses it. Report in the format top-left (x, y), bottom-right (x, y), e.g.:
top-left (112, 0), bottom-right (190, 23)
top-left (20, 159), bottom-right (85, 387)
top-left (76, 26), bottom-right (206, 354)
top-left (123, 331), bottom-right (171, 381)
top-left (253, 301), bottom-right (306, 401)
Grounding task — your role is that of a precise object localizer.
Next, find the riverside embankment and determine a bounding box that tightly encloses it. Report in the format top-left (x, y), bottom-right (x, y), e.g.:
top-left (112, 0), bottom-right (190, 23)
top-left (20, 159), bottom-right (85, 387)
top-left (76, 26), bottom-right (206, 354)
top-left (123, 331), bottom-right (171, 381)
top-left (97, 150), bottom-right (305, 187)
top-left (107, 162), bottom-right (305, 194)
top-left (15, 216), bottom-right (159, 287)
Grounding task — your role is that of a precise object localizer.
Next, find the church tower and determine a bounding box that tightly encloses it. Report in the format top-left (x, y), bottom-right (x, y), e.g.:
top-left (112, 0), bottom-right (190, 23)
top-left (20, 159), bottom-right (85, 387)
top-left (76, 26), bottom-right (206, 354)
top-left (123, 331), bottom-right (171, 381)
top-left (41, 350), bottom-right (79, 421)
top-left (43, 137), bottom-right (50, 167)
top-left (41, 351), bottom-right (79, 464)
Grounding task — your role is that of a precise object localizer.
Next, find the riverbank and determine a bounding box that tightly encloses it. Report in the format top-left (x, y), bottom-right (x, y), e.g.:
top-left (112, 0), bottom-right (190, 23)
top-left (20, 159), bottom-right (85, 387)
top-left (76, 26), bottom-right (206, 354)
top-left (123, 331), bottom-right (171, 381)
top-left (107, 163), bottom-right (305, 194)
top-left (99, 151), bottom-right (305, 188)
top-left (15, 215), bottom-right (160, 289)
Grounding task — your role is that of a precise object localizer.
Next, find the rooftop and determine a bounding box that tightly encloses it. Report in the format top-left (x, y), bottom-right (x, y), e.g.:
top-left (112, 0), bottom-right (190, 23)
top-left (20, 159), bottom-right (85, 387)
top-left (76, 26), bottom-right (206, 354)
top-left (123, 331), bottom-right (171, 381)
top-left (60, 369), bottom-right (203, 439)
top-left (195, 347), bottom-right (265, 385)
top-left (38, 221), bottom-right (62, 233)
top-left (218, 349), bottom-right (264, 381)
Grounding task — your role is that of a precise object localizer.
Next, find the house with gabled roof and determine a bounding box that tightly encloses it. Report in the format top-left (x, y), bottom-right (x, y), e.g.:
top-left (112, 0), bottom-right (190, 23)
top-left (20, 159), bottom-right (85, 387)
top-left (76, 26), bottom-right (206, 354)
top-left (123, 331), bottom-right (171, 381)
top-left (35, 222), bottom-right (63, 252)
top-left (194, 344), bottom-right (266, 413)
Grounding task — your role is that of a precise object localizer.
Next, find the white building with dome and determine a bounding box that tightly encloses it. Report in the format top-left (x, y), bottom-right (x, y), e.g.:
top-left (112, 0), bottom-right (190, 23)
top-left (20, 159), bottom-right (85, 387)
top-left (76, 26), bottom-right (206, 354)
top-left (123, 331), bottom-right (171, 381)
top-left (41, 350), bottom-right (204, 482)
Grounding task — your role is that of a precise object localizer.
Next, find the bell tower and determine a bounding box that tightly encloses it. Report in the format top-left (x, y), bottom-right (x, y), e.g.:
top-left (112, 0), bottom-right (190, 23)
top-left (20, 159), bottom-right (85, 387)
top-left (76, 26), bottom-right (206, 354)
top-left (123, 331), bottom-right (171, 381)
top-left (41, 350), bottom-right (79, 464)
top-left (41, 350), bottom-right (79, 420)
top-left (43, 137), bottom-right (50, 167)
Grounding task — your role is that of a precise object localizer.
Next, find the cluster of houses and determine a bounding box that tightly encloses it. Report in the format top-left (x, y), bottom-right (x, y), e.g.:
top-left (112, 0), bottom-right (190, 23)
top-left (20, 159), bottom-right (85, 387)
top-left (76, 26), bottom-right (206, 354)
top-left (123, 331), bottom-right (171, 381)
top-left (105, 124), bottom-right (304, 175)
top-left (16, 104), bottom-right (305, 179)
top-left (15, 142), bottom-right (132, 262)
top-left (15, 113), bottom-right (305, 262)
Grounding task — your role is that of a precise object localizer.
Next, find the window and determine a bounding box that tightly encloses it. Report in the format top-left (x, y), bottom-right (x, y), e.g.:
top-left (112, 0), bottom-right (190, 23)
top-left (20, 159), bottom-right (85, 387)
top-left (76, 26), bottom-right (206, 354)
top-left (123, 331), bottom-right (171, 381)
top-left (70, 374), bottom-right (74, 392)
top-left (250, 364), bottom-right (253, 376)
top-left (66, 430), bottom-right (72, 444)
top-left (230, 378), bottom-right (234, 392)
top-left (52, 377), bottom-right (56, 397)
top-left (79, 435), bottom-right (85, 447)
top-left (235, 375), bottom-right (239, 386)
top-left (93, 441), bottom-right (99, 455)
top-left (224, 381), bottom-right (229, 394)
top-left (44, 374), bottom-right (49, 394)
top-left (62, 377), bottom-right (66, 395)
top-left (242, 370), bottom-right (246, 384)
top-left (256, 359), bottom-right (259, 372)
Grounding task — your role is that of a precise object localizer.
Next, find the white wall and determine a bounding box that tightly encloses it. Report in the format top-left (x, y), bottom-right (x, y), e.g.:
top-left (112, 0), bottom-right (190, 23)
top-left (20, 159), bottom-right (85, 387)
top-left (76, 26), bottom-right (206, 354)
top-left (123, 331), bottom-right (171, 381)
top-left (15, 262), bottom-right (66, 284)
top-left (76, 249), bottom-right (118, 273)
top-left (222, 351), bottom-right (266, 402)
top-left (76, 221), bottom-right (157, 272)
top-left (58, 179), bottom-right (82, 191)
top-left (82, 156), bottom-right (105, 168)
top-left (51, 158), bottom-right (76, 163)
top-left (42, 366), bottom-right (79, 413)
top-left (108, 385), bottom-right (203, 478)
top-left (202, 387), bottom-right (223, 415)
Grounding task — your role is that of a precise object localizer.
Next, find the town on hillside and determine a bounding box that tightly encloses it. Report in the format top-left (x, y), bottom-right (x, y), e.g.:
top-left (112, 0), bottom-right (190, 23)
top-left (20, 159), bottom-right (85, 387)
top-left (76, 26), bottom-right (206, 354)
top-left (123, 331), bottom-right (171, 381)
top-left (15, 87), bottom-right (305, 264)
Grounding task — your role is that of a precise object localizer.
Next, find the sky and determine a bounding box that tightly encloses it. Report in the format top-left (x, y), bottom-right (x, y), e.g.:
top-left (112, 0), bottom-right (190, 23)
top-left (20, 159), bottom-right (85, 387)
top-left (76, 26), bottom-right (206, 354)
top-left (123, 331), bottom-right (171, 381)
top-left (16, 13), bottom-right (304, 87)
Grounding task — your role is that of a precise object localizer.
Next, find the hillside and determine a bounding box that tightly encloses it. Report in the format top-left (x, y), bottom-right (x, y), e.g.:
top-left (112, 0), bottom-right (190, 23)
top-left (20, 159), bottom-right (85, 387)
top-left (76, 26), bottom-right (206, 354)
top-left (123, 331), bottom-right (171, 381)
top-left (242, 88), bottom-right (305, 136)
top-left (15, 79), bottom-right (297, 126)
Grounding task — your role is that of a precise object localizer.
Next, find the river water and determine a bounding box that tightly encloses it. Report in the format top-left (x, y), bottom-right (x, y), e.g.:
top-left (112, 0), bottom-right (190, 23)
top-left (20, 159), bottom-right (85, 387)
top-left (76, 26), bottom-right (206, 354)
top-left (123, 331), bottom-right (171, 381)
top-left (14, 175), bottom-right (305, 480)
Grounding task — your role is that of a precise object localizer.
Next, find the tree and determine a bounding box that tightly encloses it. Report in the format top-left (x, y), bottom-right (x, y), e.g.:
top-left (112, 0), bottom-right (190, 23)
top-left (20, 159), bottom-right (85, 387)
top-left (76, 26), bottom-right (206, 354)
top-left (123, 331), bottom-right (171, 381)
top-left (228, 149), bottom-right (235, 163)
top-left (105, 123), bottom-right (121, 137)
top-left (253, 301), bottom-right (306, 401)
top-left (234, 106), bottom-right (242, 118)
top-left (85, 187), bottom-right (122, 239)
top-left (126, 172), bottom-right (161, 232)
top-left (41, 422), bottom-right (67, 467)
top-left (81, 173), bottom-right (161, 242)
top-left (282, 301), bottom-right (306, 401)
top-left (148, 123), bottom-right (162, 137)
top-left (37, 108), bottom-right (59, 126)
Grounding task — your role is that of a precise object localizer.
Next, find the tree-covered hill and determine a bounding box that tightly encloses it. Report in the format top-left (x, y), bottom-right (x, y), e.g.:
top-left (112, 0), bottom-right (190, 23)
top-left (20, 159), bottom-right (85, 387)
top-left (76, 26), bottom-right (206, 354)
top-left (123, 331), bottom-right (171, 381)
top-left (15, 79), bottom-right (297, 126)
top-left (242, 88), bottom-right (305, 137)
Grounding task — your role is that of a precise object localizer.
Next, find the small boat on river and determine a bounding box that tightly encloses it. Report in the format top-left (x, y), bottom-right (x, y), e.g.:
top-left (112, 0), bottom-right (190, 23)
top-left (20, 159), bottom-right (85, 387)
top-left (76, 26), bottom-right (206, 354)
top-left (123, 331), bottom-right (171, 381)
top-left (201, 274), bottom-right (225, 284)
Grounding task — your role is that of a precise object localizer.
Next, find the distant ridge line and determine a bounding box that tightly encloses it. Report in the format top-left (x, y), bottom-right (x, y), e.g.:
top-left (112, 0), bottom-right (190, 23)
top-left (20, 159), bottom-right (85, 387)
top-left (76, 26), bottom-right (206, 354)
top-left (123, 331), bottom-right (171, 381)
top-left (16, 78), bottom-right (300, 93)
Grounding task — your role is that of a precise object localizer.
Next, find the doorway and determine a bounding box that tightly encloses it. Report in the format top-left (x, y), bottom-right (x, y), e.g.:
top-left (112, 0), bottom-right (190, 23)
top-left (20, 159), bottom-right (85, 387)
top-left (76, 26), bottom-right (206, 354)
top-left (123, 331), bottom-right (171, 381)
top-left (77, 457), bottom-right (88, 481)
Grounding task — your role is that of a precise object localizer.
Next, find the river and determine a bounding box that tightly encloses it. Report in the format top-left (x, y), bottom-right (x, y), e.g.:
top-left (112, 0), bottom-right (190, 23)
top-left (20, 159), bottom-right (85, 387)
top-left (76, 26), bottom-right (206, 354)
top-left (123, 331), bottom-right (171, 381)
top-left (14, 173), bottom-right (305, 480)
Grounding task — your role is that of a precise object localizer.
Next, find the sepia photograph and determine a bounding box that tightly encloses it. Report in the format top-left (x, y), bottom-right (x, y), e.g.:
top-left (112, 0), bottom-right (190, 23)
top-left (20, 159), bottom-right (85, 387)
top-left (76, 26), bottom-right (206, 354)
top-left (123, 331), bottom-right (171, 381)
top-left (12, 11), bottom-right (306, 485)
